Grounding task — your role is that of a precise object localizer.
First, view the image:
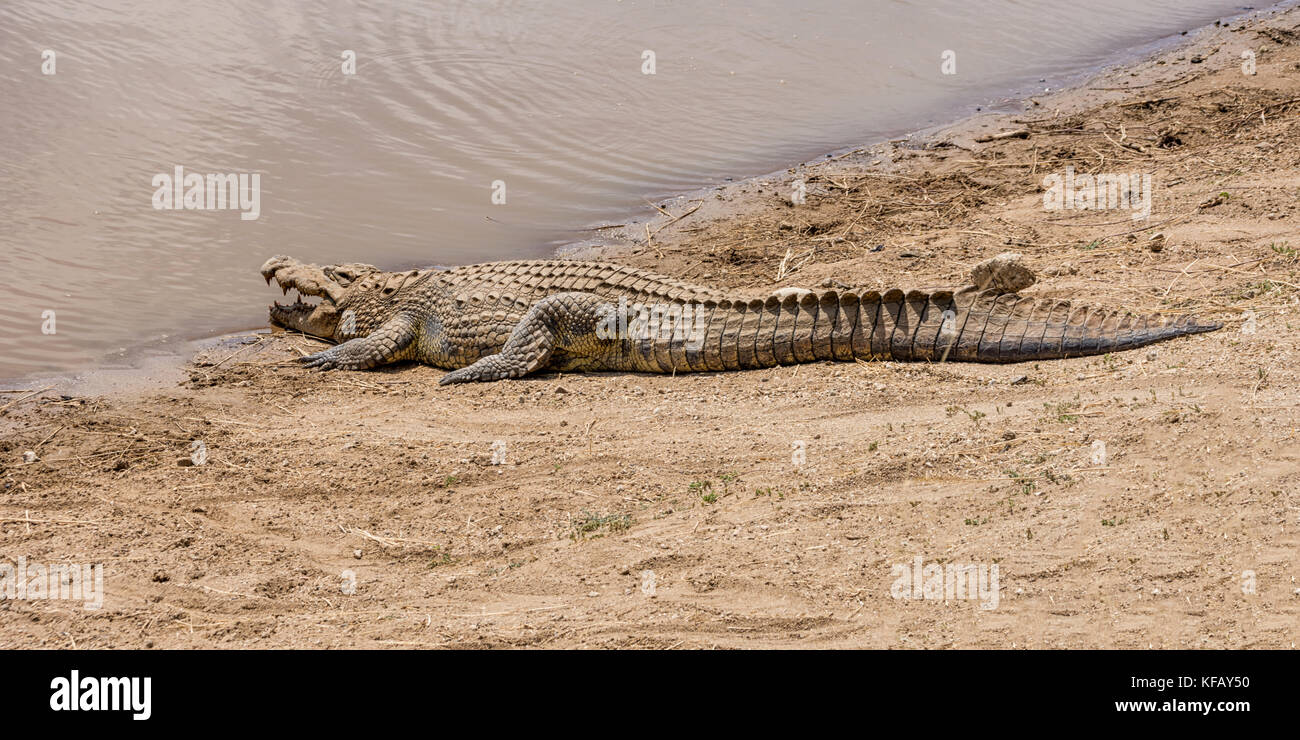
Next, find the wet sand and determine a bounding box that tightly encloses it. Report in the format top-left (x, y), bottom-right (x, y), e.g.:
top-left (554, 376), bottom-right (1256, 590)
top-left (2, 6), bottom-right (1300, 648)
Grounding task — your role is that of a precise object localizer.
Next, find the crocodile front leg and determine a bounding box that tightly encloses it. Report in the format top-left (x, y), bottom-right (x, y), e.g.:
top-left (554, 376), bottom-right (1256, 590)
top-left (301, 315), bottom-right (416, 370)
top-left (439, 292), bottom-right (612, 384)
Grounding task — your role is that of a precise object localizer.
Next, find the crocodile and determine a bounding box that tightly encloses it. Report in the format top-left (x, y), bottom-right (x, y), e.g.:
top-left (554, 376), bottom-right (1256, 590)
top-left (259, 253), bottom-right (1220, 384)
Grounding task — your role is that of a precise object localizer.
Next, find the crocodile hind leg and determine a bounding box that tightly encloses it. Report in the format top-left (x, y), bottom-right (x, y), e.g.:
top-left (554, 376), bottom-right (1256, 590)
top-left (438, 292), bottom-right (614, 385)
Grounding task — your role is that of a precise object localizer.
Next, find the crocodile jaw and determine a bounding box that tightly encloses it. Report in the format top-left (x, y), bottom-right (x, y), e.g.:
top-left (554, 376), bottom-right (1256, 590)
top-left (260, 255), bottom-right (345, 339)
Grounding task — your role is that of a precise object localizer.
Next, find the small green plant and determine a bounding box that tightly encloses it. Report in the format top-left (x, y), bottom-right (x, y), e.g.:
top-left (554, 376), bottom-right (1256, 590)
top-left (688, 480), bottom-right (720, 504)
top-left (1043, 402), bottom-right (1079, 423)
top-left (1007, 469), bottom-right (1036, 495)
top-left (571, 511), bottom-right (632, 539)
top-left (946, 405), bottom-right (986, 426)
top-left (719, 473), bottom-right (739, 496)
top-left (1232, 280), bottom-right (1286, 301)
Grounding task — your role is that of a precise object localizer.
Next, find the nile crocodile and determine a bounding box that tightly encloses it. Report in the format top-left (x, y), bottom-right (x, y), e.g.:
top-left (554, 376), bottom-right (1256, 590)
top-left (259, 253), bottom-right (1220, 384)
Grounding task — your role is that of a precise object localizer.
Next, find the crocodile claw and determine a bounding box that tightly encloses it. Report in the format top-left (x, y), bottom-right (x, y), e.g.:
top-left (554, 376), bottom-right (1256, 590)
top-left (300, 348), bottom-right (339, 370)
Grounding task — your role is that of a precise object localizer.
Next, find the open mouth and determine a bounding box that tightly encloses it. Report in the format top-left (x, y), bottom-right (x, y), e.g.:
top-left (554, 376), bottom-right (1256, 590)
top-left (266, 276), bottom-right (333, 317)
top-left (260, 259), bottom-right (341, 332)
top-left (270, 286), bottom-right (328, 314)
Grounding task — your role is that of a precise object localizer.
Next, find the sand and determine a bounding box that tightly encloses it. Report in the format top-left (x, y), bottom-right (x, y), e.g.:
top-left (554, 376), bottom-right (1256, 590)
top-left (3, 6), bottom-right (1300, 648)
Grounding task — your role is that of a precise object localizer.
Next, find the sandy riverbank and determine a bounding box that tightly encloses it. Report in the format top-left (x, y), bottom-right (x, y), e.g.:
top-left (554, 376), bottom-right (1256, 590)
top-left (3, 6), bottom-right (1300, 648)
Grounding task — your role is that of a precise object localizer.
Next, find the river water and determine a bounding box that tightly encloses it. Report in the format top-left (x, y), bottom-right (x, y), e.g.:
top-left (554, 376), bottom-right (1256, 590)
top-left (0, 0), bottom-right (1258, 379)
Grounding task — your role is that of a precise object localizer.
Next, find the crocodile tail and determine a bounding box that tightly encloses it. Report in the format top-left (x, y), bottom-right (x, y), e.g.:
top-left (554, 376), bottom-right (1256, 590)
top-left (636, 288), bottom-right (1219, 372)
top-left (891, 289), bottom-right (1222, 363)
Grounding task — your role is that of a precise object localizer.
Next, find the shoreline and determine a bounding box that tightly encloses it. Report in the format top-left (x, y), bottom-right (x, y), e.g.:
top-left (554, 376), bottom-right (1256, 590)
top-left (2, 1), bottom-right (1285, 392)
top-left (565, 1), bottom-right (1296, 263)
top-left (4, 4), bottom-right (1300, 648)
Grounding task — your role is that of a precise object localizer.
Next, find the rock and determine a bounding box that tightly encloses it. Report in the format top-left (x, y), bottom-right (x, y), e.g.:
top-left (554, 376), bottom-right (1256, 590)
top-left (971, 253), bottom-right (1037, 293)
top-left (21, 451), bottom-right (38, 464)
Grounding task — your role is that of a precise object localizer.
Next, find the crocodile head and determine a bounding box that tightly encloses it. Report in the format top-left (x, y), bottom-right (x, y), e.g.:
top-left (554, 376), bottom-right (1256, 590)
top-left (259, 255), bottom-right (424, 340)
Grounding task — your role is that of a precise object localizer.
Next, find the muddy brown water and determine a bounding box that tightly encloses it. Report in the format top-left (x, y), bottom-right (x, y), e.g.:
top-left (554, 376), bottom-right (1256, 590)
top-left (0, 0), bottom-right (1258, 380)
